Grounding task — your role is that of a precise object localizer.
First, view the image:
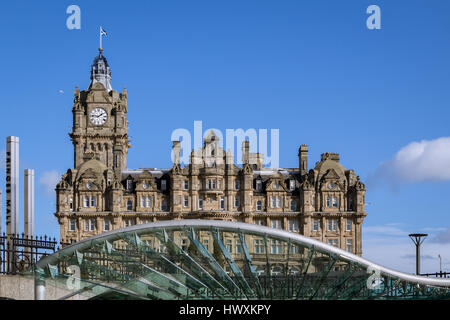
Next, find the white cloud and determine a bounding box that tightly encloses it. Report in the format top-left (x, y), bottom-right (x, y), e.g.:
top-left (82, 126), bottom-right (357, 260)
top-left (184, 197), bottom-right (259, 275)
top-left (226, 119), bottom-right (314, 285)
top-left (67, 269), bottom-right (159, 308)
top-left (431, 228), bottom-right (450, 244)
top-left (38, 170), bottom-right (60, 196)
top-left (373, 137), bottom-right (450, 184)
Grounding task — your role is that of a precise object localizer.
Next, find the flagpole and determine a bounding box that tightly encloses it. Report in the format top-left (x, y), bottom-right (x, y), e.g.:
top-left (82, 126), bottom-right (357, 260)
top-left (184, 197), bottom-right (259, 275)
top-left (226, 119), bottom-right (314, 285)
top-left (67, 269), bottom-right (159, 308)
top-left (99, 26), bottom-right (102, 50)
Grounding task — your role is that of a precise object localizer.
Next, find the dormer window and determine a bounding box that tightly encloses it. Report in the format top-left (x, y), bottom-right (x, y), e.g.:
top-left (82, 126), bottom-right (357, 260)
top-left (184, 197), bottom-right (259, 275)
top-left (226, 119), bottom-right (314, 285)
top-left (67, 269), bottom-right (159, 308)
top-left (235, 180), bottom-right (240, 190)
top-left (273, 182), bottom-right (279, 189)
top-left (256, 179), bottom-right (262, 192)
top-left (289, 180), bottom-right (295, 191)
top-left (126, 179), bottom-right (133, 191)
top-left (161, 179), bottom-right (167, 191)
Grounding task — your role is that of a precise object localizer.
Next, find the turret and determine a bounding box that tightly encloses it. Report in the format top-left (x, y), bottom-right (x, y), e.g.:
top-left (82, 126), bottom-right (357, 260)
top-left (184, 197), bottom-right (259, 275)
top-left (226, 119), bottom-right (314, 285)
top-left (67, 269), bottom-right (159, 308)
top-left (299, 144), bottom-right (308, 176)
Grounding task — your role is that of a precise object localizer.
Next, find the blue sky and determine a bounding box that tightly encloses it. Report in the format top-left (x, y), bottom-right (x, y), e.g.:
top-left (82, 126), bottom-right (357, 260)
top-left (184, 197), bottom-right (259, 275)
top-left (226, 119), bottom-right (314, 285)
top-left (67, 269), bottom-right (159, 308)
top-left (0, 0), bottom-right (450, 274)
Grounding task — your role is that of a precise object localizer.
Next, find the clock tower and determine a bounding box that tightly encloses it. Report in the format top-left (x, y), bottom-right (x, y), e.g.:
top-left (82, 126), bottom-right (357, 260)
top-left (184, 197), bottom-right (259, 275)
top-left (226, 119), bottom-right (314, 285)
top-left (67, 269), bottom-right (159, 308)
top-left (70, 48), bottom-right (130, 178)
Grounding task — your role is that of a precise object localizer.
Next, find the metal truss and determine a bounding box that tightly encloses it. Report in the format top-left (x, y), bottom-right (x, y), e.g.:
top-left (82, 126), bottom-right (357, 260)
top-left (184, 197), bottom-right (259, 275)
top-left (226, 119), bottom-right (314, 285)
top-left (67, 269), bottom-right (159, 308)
top-left (32, 220), bottom-right (450, 300)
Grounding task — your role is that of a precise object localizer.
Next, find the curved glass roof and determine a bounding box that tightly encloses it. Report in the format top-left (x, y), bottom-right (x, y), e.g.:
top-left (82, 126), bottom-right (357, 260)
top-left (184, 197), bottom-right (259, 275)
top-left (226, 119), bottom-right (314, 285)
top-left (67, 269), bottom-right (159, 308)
top-left (34, 220), bottom-right (450, 300)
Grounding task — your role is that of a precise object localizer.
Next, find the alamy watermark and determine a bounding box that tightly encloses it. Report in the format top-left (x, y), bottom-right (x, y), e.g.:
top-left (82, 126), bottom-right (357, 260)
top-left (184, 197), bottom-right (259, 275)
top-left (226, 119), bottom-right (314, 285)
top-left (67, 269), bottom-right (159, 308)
top-left (66, 5), bottom-right (81, 30)
top-left (171, 121), bottom-right (280, 168)
top-left (366, 5), bottom-right (381, 30)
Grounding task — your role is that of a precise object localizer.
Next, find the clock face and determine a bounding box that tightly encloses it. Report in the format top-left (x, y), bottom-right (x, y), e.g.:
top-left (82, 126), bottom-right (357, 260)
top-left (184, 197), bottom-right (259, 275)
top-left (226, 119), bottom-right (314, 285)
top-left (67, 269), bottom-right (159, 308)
top-left (90, 108), bottom-right (107, 125)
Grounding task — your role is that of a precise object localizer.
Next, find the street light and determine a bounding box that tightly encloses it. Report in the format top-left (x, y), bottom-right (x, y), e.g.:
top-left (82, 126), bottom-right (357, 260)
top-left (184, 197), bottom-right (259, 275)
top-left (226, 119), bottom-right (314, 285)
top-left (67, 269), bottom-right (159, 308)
top-left (438, 254), bottom-right (442, 274)
top-left (409, 233), bottom-right (428, 275)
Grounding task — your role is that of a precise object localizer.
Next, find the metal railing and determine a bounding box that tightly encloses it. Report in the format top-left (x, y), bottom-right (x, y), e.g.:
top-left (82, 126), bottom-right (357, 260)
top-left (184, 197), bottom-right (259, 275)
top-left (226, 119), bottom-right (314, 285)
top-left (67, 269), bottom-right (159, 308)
top-left (0, 233), bottom-right (59, 275)
top-left (420, 272), bottom-right (450, 278)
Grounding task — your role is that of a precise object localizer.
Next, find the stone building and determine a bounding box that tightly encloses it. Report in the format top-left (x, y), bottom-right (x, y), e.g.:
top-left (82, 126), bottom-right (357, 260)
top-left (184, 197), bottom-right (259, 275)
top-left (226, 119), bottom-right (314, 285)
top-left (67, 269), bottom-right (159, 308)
top-left (55, 49), bottom-right (367, 256)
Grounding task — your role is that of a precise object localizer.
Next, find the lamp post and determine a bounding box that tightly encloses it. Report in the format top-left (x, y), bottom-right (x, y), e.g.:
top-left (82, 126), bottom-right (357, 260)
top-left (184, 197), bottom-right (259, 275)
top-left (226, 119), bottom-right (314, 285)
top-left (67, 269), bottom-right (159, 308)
top-left (409, 233), bottom-right (428, 275)
top-left (438, 254), bottom-right (442, 276)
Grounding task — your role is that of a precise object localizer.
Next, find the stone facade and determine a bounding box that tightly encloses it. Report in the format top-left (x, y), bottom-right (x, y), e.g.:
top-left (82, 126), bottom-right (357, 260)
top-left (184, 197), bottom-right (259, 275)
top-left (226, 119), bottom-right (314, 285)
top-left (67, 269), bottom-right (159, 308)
top-left (55, 49), bottom-right (367, 256)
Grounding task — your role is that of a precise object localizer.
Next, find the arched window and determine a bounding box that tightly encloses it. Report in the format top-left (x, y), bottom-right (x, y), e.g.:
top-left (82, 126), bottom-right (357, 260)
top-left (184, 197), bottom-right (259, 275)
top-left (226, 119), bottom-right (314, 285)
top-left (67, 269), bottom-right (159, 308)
top-left (127, 199), bottom-right (133, 211)
top-left (255, 266), bottom-right (266, 276)
top-left (271, 266), bottom-right (283, 276)
top-left (289, 266), bottom-right (300, 275)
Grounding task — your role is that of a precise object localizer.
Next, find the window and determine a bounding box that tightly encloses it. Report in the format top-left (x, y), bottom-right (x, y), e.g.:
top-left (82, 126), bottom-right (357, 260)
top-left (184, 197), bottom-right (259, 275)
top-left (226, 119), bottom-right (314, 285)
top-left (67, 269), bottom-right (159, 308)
top-left (208, 179), bottom-right (216, 189)
top-left (90, 219), bottom-right (95, 231)
top-left (84, 220), bottom-right (89, 231)
top-left (226, 239), bottom-right (233, 253)
top-left (203, 239), bottom-right (209, 251)
top-left (290, 244), bottom-right (300, 254)
top-left (184, 180), bottom-right (189, 190)
top-left (235, 196), bottom-right (240, 208)
top-left (140, 196), bottom-right (145, 208)
top-left (220, 197), bottom-right (225, 210)
top-left (271, 197), bottom-right (276, 208)
top-left (235, 240), bottom-right (242, 254)
top-left (235, 180), bottom-right (240, 190)
top-left (127, 200), bottom-right (133, 211)
top-left (328, 219), bottom-right (338, 231)
top-left (254, 240), bottom-right (265, 254)
top-left (199, 197), bottom-right (203, 210)
top-left (346, 219), bottom-right (352, 231)
top-left (313, 219), bottom-right (319, 232)
top-left (289, 219), bottom-right (299, 232)
top-left (271, 266), bottom-right (283, 276)
top-left (276, 196), bottom-right (282, 208)
top-left (332, 197), bottom-right (338, 208)
top-left (271, 240), bottom-right (282, 254)
top-left (289, 179), bottom-right (295, 191)
top-left (290, 266), bottom-right (300, 275)
top-left (90, 196), bottom-right (96, 207)
top-left (69, 219), bottom-right (76, 231)
top-left (273, 182), bottom-right (279, 189)
top-left (328, 239), bottom-right (338, 247)
top-left (346, 239), bottom-right (353, 252)
top-left (290, 200), bottom-right (296, 211)
top-left (69, 198), bottom-right (73, 211)
top-left (181, 239), bottom-right (188, 251)
top-left (84, 196), bottom-right (89, 208)
top-left (146, 196), bottom-right (152, 208)
top-left (256, 179), bottom-right (262, 192)
top-left (161, 179), bottom-right (167, 191)
top-left (255, 219), bottom-right (266, 226)
top-left (124, 219), bottom-right (135, 228)
top-left (255, 266), bottom-right (266, 276)
top-left (271, 219), bottom-right (282, 230)
top-left (184, 196), bottom-right (189, 207)
top-left (256, 200), bottom-right (262, 211)
top-left (127, 179), bottom-right (133, 190)
top-left (326, 196), bottom-right (331, 208)
top-left (104, 219), bottom-right (110, 231)
top-left (161, 200), bottom-right (167, 211)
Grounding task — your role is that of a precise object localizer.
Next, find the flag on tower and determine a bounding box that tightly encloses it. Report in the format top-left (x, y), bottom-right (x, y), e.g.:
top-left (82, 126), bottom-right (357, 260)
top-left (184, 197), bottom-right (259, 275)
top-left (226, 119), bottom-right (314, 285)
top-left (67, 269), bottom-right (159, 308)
top-left (100, 26), bottom-right (107, 36)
